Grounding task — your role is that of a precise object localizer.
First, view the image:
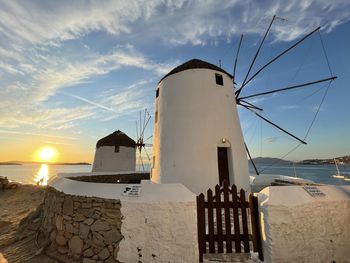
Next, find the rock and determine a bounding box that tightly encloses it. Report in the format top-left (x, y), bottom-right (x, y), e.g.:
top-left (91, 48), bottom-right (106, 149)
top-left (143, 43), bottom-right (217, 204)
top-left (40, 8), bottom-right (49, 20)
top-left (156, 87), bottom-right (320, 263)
top-left (98, 248), bottom-right (110, 260)
top-left (92, 211), bottom-right (101, 219)
top-left (83, 248), bottom-right (94, 257)
top-left (57, 245), bottom-right (69, 254)
top-left (91, 220), bottom-right (111, 232)
top-left (108, 245), bottom-right (113, 252)
top-left (68, 236), bottom-right (83, 255)
top-left (49, 230), bottom-right (57, 243)
top-left (84, 218), bottom-right (94, 226)
top-left (63, 215), bottom-right (72, 221)
top-left (56, 234), bottom-right (67, 246)
top-left (82, 202), bottom-right (92, 208)
top-left (55, 215), bottom-right (64, 231)
top-left (91, 232), bottom-right (104, 247)
top-left (77, 208), bottom-right (94, 217)
top-left (113, 247), bottom-right (119, 260)
top-left (105, 257), bottom-right (117, 263)
top-left (79, 223), bottom-right (90, 239)
top-left (83, 259), bottom-right (96, 263)
top-left (73, 213), bottom-right (86, 222)
top-left (92, 255), bottom-right (98, 260)
top-left (62, 197), bottom-right (74, 215)
top-left (103, 229), bottom-right (123, 244)
top-left (64, 231), bottom-right (73, 239)
top-left (65, 223), bottom-right (75, 233)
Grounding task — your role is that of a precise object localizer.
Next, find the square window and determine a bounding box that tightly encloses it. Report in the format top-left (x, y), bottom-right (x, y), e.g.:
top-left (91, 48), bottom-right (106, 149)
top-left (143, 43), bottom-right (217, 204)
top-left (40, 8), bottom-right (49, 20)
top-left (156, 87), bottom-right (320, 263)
top-left (215, 73), bottom-right (223, 86)
top-left (155, 111), bottom-right (158, 123)
top-left (115, 145), bottom-right (120, 152)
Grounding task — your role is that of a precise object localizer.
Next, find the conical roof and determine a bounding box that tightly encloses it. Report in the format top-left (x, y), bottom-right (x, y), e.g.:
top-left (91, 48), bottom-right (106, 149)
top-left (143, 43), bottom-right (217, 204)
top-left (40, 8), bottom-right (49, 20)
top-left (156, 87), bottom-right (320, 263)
top-left (160, 58), bottom-right (233, 82)
top-left (96, 130), bottom-right (136, 148)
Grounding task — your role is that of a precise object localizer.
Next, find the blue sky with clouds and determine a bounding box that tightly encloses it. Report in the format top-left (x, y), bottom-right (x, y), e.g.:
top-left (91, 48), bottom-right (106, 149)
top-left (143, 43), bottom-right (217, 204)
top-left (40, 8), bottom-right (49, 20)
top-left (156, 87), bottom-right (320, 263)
top-left (0, 0), bottom-right (349, 162)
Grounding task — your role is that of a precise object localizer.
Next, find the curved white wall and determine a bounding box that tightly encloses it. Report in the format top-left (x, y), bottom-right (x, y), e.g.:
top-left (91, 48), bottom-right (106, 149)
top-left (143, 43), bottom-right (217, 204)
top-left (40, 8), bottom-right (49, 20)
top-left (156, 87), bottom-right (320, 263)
top-left (151, 68), bottom-right (250, 194)
top-left (258, 185), bottom-right (350, 263)
top-left (92, 146), bottom-right (135, 172)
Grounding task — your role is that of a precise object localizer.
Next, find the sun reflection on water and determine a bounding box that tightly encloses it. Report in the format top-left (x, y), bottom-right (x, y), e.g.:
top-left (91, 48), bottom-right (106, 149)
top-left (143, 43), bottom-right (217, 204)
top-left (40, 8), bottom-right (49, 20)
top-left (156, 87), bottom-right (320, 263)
top-left (35, 164), bottom-right (49, 186)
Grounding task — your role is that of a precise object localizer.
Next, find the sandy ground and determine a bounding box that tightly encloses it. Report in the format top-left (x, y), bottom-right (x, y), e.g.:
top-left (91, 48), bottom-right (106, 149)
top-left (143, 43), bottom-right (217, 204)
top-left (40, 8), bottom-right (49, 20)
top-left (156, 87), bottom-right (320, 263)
top-left (0, 185), bottom-right (58, 263)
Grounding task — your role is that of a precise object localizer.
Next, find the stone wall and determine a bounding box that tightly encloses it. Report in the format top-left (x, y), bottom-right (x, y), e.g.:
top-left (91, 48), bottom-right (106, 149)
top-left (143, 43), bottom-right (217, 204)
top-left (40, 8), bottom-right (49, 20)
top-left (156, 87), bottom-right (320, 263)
top-left (41, 187), bottom-right (122, 263)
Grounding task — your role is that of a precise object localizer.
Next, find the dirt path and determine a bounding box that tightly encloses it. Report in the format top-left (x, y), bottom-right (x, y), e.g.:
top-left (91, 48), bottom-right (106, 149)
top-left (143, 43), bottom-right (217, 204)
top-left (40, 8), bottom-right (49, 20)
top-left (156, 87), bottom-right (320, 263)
top-left (0, 185), bottom-right (58, 263)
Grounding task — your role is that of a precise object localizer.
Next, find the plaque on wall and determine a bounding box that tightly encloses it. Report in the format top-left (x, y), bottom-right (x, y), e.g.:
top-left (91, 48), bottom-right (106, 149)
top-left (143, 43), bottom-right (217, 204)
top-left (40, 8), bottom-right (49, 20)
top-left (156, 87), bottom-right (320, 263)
top-left (122, 185), bottom-right (141, 197)
top-left (303, 186), bottom-right (325, 197)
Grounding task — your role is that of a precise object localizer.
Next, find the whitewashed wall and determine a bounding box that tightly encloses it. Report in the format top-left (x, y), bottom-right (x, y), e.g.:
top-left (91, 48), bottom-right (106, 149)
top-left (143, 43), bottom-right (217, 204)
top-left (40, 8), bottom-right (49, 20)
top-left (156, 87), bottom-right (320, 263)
top-left (258, 185), bottom-right (350, 263)
top-left (118, 182), bottom-right (198, 263)
top-left (92, 146), bottom-right (135, 172)
top-left (152, 68), bottom-right (250, 194)
top-left (49, 174), bottom-right (198, 262)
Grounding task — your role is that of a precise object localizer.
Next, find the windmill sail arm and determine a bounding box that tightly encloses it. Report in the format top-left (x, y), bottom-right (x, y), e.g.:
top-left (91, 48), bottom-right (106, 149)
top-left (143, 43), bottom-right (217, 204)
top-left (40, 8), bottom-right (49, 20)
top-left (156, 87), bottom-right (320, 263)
top-left (236, 15), bottom-right (276, 97)
top-left (239, 76), bottom-right (337, 100)
top-left (233, 34), bottom-right (243, 81)
top-left (239, 26), bottom-right (321, 91)
top-left (245, 142), bottom-right (259, 175)
top-left (238, 99), bottom-right (263, 111)
top-left (245, 107), bottom-right (307, 145)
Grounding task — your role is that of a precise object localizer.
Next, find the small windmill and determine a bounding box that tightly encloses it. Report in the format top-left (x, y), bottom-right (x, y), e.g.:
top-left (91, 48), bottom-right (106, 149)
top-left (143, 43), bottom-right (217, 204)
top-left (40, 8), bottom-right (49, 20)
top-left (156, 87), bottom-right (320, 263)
top-left (134, 109), bottom-right (153, 171)
top-left (231, 15), bottom-right (337, 175)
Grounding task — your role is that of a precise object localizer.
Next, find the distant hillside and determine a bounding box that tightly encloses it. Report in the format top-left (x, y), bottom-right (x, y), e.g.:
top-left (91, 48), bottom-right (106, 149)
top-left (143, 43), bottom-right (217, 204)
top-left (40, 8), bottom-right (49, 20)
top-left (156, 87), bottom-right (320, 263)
top-left (297, 155), bottom-right (350, 165)
top-left (1, 161), bottom-right (91, 165)
top-left (250, 157), bottom-right (292, 165)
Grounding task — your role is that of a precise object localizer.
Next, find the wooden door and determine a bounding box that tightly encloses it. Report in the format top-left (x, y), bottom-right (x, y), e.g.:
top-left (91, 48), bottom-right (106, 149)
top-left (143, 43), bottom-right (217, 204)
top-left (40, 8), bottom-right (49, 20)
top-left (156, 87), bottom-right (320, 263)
top-left (217, 147), bottom-right (230, 185)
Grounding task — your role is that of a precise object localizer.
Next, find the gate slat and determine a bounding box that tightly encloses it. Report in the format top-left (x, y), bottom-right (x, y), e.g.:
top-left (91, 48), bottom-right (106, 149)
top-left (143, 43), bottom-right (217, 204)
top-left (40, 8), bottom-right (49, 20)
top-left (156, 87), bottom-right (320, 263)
top-left (197, 193), bottom-right (205, 262)
top-left (223, 181), bottom-right (232, 253)
top-left (249, 194), bottom-right (264, 261)
top-left (207, 189), bottom-right (215, 253)
top-left (215, 185), bottom-right (223, 253)
top-left (231, 184), bottom-right (241, 252)
top-left (240, 189), bottom-right (250, 252)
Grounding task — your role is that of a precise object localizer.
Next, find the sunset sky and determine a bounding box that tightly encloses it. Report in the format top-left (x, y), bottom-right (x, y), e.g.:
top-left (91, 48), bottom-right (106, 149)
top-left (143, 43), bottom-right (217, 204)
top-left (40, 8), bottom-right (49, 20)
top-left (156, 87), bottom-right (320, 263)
top-left (0, 0), bottom-right (349, 163)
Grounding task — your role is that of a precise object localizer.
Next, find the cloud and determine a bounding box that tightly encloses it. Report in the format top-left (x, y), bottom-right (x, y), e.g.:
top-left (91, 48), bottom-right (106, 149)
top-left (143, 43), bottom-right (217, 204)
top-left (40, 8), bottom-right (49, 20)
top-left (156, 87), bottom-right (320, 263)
top-left (0, 0), bottom-right (348, 49)
top-left (0, 0), bottom-right (348, 134)
top-left (0, 129), bottom-right (77, 140)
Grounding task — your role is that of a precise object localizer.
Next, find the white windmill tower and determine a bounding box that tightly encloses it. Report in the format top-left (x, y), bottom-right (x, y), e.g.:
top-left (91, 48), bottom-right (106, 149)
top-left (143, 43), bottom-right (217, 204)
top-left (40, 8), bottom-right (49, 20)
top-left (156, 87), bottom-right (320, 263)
top-left (151, 59), bottom-right (250, 194)
top-left (92, 130), bottom-right (136, 172)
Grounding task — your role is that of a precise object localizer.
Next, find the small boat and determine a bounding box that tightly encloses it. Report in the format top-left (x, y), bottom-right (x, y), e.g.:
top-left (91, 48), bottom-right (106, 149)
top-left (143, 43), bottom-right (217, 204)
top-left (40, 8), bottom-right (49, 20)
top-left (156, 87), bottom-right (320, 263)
top-left (344, 176), bottom-right (350, 181)
top-left (332, 158), bottom-right (344, 179)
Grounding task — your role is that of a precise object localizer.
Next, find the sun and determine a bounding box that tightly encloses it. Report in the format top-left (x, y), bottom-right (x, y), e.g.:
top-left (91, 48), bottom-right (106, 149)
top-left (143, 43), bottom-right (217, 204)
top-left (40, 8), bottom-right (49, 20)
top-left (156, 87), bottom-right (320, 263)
top-left (38, 147), bottom-right (57, 162)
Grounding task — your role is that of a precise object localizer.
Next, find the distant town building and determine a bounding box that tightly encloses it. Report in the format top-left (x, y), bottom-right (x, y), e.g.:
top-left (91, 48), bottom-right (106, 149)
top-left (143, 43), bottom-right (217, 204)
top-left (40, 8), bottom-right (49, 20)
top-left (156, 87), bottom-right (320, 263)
top-left (92, 130), bottom-right (136, 172)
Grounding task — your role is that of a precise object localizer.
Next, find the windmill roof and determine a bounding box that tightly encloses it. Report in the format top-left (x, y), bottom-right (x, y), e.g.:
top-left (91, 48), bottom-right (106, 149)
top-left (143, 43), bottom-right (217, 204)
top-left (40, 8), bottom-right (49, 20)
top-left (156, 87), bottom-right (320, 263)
top-left (96, 130), bottom-right (136, 148)
top-left (159, 59), bottom-right (233, 82)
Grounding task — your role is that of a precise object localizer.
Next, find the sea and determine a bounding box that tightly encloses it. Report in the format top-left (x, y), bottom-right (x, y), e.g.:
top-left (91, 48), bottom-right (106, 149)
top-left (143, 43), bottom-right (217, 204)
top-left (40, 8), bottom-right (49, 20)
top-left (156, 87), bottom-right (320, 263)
top-left (1, 163), bottom-right (350, 186)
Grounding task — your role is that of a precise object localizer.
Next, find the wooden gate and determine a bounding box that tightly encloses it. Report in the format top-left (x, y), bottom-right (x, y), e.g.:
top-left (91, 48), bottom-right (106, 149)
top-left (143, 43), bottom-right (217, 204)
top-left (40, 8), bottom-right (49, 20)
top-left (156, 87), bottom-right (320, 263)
top-left (196, 181), bottom-right (263, 262)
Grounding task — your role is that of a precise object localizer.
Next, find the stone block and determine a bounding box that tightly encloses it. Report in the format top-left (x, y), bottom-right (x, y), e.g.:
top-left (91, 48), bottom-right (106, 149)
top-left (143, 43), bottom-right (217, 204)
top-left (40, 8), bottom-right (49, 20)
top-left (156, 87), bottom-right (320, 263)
top-left (102, 229), bottom-right (123, 244)
top-left (63, 197), bottom-right (74, 215)
top-left (91, 220), bottom-right (111, 232)
top-left (56, 234), bottom-right (67, 246)
top-left (79, 223), bottom-right (90, 239)
top-left (77, 208), bottom-right (94, 218)
top-left (55, 215), bottom-right (64, 231)
top-left (73, 213), bottom-right (86, 222)
top-left (84, 218), bottom-right (94, 226)
top-left (83, 248), bottom-right (94, 257)
top-left (83, 258), bottom-right (96, 263)
top-left (98, 248), bottom-right (110, 260)
top-left (68, 236), bottom-right (83, 255)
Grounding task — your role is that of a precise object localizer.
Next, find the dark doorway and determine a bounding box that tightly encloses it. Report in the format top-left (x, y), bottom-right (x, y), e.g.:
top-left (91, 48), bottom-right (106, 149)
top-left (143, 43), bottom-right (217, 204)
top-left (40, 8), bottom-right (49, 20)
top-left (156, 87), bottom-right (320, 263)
top-left (217, 147), bottom-right (230, 185)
